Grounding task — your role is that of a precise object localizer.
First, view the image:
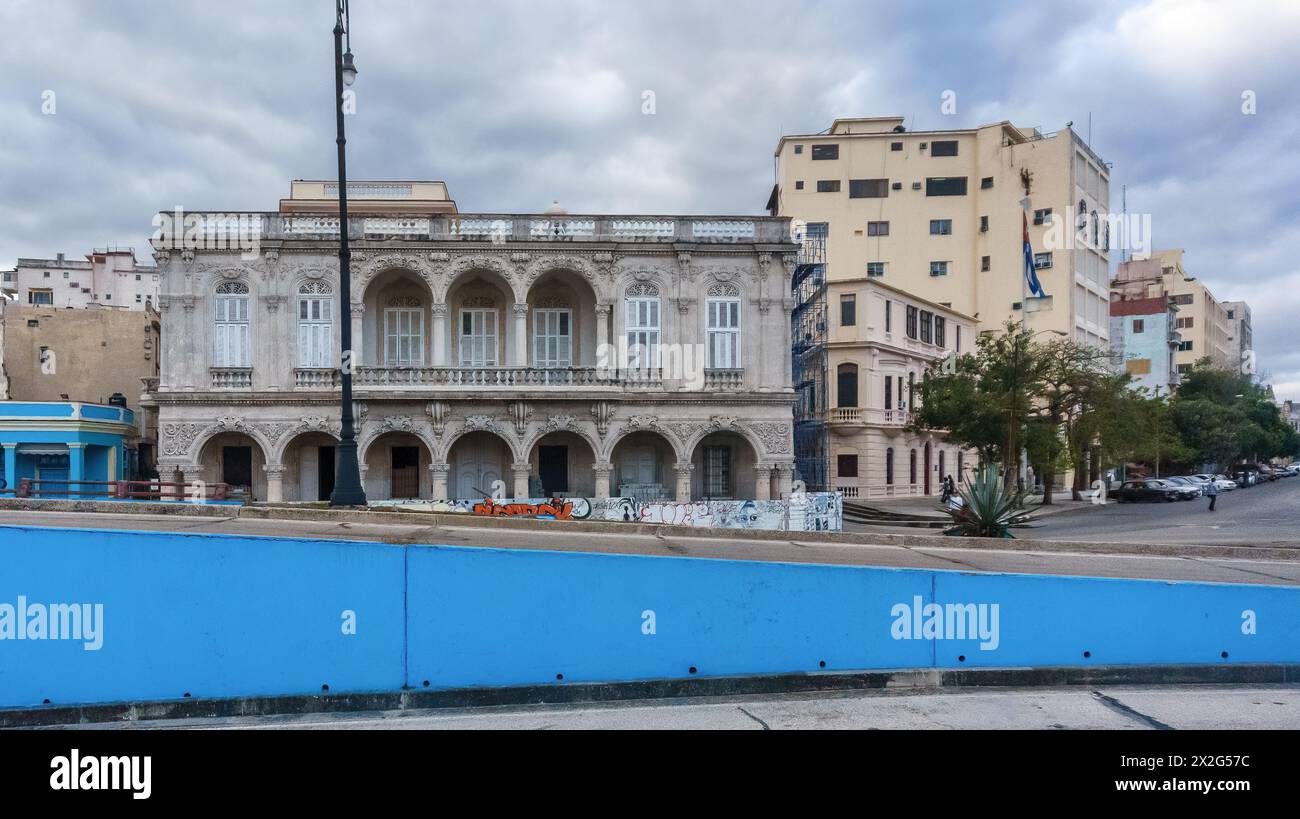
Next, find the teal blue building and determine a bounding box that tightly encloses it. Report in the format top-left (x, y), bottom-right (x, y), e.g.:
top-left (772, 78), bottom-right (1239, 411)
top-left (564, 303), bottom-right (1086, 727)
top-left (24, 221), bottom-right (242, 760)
top-left (0, 402), bottom-right (137, 497)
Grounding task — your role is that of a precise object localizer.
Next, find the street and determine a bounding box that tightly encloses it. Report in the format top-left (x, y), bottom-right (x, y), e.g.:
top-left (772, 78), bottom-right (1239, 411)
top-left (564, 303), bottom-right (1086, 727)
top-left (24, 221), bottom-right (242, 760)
top-left (1025, 475), bottom-right (1300, 546)
top-left (56, 685), bottom-right (1300, 730)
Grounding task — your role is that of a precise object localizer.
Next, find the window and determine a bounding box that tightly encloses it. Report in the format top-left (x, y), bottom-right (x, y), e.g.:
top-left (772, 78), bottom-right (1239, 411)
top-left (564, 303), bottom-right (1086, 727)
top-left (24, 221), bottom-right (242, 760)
top-left (794, 144), bottom-right (803, 155)
top-left (866, 262), bottom-right (885, 277)
top-left (837, 364), bottom-right (859, 408)
top-left (929, 219), bottom-right (952, 235)
top-left (849, 179), bottom-right (889, 198)
top-left (385, 305), bottom-right (425, 367)
top-left (1132, 319), bottom-right (1145, 334)
top-left (930, 140), bottom-right (958, 157)
top-left (104, 294), bottom-right (112, 300)
top-left (135, 294), bottom-right (142, 303)
top-left (1176, 317), bottom-right (1194, 329)
top-left (884, 300), bottom-right (892, 333)
top-left (1177, 363), bottom-right (1192, 375)
top-left (626, 289), bottom-right (661, 369)
top-left (214, 281), bottom-right (251, 367)
top-left (1178, 340), bottom-right (1193, 352)
top-left (934, 316), bottom-right (946, 348)
top-left (1226, 310), bottom-right (1235, 320)
top-left (459, 308), bottom-right (498, 366)
top-left (926, 177), bottom-right (968, 196)
top-left (297, 282), bottom-right (334, 368)
top-left (839, 294), bottom-right (856, 327)
top-left (1171, 294), bottom-right (1194, 306)
top-left (702, 446), bottom-right (733, 499)
top-left (930, 261), bottom-right (949, 277)
top-left (910, 450), bottom-right (918, 484)
top-left (795, 180), bottom-right (804, 190)
top-left (706, 297), bottom-right (741, 368)
top-left (806, 222), bottom-right (829, 238)
top-left (135, 274), bottom-right (141, 281)
top-left (980, 215), bottom-right (989, 232)
top-left (837, 454), bottom-right (859, 479)
top-left (908, 372), bottom-right (915, 408)
top-left (891, 142), bottom-right (903, 151)
top-left (883, 372), bottom-right (892, 409)
top-left (867, 221), bottom-right (889, 236)
top-left (956, 326), bottom-right (962, 353)
top-left (1033, 252), bottom-right (1053, 269)
top-left (816, 180), bottom-right (841, 193)
top-left (28, 289), bottom-right (53, 305)
top-left (811, 144), bottom-right (839, 160)
top-left (1033, 208), bottom-right (1053, 226)
top-left (886, 449), bottom-right (895, 485)
top-left (919, 310), bottom-right (933, 343)
top-left (981, 256), bottom-right (990, 272)
top-left (534, 308), bottom-right (572, 367)
top-left (905, 305), bottom-right (918, 339)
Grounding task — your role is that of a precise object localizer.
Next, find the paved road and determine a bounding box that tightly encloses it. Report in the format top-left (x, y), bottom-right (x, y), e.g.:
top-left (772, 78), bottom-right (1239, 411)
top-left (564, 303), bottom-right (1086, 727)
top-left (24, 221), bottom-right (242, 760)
top-left (4, 509), bottom-right (1300, 585)
top-left (1026, 477), bottom-right (1300, 546)
top-left (60, 685), bottom-right (1300, 730)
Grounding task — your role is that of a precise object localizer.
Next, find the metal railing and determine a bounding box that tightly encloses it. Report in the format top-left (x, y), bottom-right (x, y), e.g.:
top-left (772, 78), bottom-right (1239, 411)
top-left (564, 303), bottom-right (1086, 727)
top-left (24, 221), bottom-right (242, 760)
top-left (0, 478), bottom-right (231, 502)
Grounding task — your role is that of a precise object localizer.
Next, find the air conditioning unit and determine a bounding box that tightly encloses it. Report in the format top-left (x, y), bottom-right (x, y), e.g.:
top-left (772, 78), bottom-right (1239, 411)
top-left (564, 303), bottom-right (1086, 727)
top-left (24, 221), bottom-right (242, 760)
top-left (891, 182), bottom-right (902, 190)
top-left (920, 142), bottom-right (928, 150)
top-left (911, 182), bottom-right (922, 191)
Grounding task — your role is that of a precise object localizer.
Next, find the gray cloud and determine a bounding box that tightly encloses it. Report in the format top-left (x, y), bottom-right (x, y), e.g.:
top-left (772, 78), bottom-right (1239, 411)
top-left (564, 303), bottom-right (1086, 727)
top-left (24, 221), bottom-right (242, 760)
top-left (2, 0), bottom-right (1297, 397)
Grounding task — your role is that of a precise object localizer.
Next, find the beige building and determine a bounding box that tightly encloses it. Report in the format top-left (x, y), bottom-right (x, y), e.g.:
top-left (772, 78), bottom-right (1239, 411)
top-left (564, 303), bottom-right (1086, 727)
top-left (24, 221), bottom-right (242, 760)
top-left (819, 277), bottom-right (977, 498)
top-left (146, 182), bottom-right (798, 504)
top-left (769, 117), bottom-right (1112, 347)
top-left (1112, 249), bottom-right (1237, 376)
top-left (3, 249), bottom-right (160, 310)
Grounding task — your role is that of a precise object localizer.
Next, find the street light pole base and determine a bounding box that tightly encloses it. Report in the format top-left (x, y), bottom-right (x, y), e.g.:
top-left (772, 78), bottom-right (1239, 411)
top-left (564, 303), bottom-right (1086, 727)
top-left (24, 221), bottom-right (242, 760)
top-left (330, 439), bottom-right (368, 507)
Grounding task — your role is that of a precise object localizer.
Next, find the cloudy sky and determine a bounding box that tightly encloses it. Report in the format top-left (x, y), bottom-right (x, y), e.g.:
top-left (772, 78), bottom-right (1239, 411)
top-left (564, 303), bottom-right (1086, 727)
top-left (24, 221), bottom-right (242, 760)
top-left (2, 0), bottom-right (1298, 398)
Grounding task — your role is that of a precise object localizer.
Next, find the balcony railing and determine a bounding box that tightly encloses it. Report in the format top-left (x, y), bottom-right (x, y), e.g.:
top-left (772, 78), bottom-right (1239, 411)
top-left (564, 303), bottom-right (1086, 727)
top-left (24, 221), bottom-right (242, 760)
top-left (702, 369), bottom-right (744, 391)
top-left (352, 366), bottom-right (668, 389)
top-left (211, 368), bottom-right (253, 389)
top-left (829, 407), bottom-right (910, 426)
top-left (153, 213), bottom-right (792, 245)
top-left (294, 368), bottom-right (340, 389)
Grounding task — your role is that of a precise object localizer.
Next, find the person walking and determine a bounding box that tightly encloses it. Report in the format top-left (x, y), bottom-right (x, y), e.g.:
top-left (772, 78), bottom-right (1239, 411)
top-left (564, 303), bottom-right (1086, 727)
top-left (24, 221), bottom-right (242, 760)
top-left (1205, 477), bottom-right (1219, 512)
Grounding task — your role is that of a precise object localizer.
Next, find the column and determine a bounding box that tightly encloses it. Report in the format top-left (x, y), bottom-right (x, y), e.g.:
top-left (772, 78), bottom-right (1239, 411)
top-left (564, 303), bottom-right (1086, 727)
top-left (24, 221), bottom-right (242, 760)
top-left (2, 444), bottom-right (16, 495)
top-left (180, 463), bottom-right (205, 502)
top-left (263, 464), bottom-right (284, 503)
top-left (593, 461), bottom-right (613, 499)
top-left (594, 304), bottom-right (611, 360)
top-left (429, 463), bottom-right (449, 500)
top-left (773, 463), bottom-right (795, 500)
top-left (68, 443), bottom-right (86, 498)
top-left (108, 445), bottom-right (119, 483)
top-left (512, 303), bottom-right (529, 367)
top-left (753, 464), bottom-right (772, 501)
top-left (511, 461), bottom-right (531, 499)
top-left (673, 463), bottom-right (694, 503)
top-left (350, 304), bottom-right (365, 371)
top-left (431, 304), bottom-right (448, 367)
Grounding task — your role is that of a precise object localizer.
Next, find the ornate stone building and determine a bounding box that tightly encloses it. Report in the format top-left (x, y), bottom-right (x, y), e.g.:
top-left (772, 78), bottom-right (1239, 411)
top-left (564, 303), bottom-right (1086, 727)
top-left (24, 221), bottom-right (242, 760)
top-left (144, 183), bottom-right (798, 504)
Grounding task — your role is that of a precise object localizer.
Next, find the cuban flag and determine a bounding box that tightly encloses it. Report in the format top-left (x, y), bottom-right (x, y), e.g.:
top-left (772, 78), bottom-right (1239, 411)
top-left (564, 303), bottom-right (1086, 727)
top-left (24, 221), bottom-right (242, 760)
top-left (1023, 210), bottom-right (1046, 298)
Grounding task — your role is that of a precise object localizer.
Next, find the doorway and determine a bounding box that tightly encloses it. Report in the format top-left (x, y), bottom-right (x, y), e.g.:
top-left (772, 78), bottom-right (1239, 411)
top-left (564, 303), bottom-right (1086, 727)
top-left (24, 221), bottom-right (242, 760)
top-left (222, 446), bottom-right (253, 492)
top-left (538, 445), bottom-right (568, 497)
top-left (390, 446), bottom-right (419, 498)
top-left (317, 445), bottom-right (336, 501)
top-left (924, 442), bottom-right (932, 495)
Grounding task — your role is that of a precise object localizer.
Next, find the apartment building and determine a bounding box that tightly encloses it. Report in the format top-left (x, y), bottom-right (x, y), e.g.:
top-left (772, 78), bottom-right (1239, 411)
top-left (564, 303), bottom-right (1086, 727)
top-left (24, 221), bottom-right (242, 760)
top-left (1108, 296), bottom-right (1180, 393)
top-left (3, 249), bottom-right (160, 310)
top-left (770, 116), bottom-right (1112, 348)
top-left (145, 181), bottom-right (798, 504)
top-left (1222, 300), bottom-right (1253, 365)
top-left (1112, 250), bottom-right (1237, 377)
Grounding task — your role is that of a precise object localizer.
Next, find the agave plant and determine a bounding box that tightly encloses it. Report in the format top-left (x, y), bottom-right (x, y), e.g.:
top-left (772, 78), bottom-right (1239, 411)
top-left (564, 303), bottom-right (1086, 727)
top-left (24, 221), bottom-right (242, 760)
top-left (941, 465), bottom-right (1035, 538)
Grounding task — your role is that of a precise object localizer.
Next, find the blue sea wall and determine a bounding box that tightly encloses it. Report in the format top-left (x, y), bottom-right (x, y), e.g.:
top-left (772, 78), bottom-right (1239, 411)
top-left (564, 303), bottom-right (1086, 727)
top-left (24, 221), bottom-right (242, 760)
top-left (1, 525), bottom-right (1297, 708)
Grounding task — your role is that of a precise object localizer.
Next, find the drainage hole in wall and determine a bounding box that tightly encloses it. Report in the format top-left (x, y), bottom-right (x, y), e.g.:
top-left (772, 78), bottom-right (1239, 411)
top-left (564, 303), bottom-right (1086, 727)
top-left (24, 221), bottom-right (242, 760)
top-left (422, 680), bottom-right (430, 688)
top-left (321, 684), bottom-right (330, 693)
top-left (183, 692), bottom-right (191, 698)
top-left (555, 673), bottom-right (564, 681)
top-left (1221, 651), bottom-right (1229, 659)
top-left (958, 655), bottom-right (966, 663)
top-left (688, 666), bottom-right (697, 675)
top-left (819, 660), bottom-right (827, 668)
top-left (1083, 651), bottom-right (1092, 659)
top-left (43, 699), bottom-right (51, 705)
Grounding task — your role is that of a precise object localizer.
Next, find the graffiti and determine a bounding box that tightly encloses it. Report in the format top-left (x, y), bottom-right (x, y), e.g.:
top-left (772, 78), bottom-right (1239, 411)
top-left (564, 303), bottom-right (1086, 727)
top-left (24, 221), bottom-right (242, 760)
top-left (369, 493), bottom-right (842, 531)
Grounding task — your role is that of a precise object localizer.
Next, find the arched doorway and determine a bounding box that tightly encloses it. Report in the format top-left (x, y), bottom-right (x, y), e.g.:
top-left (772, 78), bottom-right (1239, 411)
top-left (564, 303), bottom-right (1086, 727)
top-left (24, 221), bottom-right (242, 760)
top-left (525, 269), bottom-right (598, 368)
top-left (363, 431), bottom-right (432, 500)
top-left (690, 431), bottom-right (759, 501)
top-left (280, 431), bottom-right (340, 502)
top-left (610, 430), bottom-right (675, 502)
top-left (529, 431), bottom-right (597, 497)
top-left (361, 268), bottom-right (434, 368)
top-left (197, 432), bottom-right (268, 501)
top-left (446, 271), bottom-right (514, 368)
top-left (448, 431), bottom-right (512, 499)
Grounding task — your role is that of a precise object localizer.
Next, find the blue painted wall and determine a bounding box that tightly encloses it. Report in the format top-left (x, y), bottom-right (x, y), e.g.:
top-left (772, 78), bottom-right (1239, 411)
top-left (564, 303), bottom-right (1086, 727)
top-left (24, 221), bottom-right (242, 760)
top-left (1, 525), bottom-right (1297, 708)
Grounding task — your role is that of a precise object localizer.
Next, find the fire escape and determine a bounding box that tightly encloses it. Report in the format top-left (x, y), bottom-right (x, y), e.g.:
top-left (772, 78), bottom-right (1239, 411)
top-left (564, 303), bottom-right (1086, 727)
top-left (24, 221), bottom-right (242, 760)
top-left (791, 231), bottom-right (828, 492)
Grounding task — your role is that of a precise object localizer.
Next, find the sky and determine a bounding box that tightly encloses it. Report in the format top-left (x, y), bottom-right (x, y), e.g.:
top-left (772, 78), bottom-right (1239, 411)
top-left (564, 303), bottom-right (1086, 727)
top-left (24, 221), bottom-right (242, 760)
top-left (2, 0), bottom-right (1298, 399)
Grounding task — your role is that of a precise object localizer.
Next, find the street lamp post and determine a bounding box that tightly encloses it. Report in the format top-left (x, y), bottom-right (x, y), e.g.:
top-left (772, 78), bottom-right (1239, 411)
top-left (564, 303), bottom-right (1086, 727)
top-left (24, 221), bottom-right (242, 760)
top-left (330, 0), bottom-right (366, 507)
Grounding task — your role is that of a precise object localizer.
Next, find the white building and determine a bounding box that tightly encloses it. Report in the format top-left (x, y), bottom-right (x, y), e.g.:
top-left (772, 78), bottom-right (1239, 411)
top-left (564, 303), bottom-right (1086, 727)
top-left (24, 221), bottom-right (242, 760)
top-left (3, 249), bottom-right (160, 310)
top-left (145, 183), bottom-right (799, 505)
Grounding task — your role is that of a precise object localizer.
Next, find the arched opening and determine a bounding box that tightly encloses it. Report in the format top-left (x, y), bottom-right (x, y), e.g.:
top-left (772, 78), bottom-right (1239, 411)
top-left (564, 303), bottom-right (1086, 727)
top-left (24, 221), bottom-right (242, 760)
top-left (448, 431), bottom-right (512, 499)
top-left (362, 268), bottom-right (434, 368)
top-left (529, 431), bottom-right (596, 497)
top-left (690, 430), bottom-right (759, 501)
top-left (446, 270), bottom-right (514, 368)
top-left (197, 432), bottom-right (267, 501)
top-left (526, 269), bottom-right (597, 368)
top-left (280, 431), bottom-right (340, 502)
top-left (364, 431), bottom-right (432, 500)
top-left (610, 431), bottom-right (674, 502)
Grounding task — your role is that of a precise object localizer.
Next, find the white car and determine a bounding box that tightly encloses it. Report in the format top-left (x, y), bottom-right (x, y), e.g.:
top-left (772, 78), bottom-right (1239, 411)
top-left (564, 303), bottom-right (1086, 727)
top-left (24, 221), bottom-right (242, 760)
top-left (1192, 474), bottom-right (1237, 491)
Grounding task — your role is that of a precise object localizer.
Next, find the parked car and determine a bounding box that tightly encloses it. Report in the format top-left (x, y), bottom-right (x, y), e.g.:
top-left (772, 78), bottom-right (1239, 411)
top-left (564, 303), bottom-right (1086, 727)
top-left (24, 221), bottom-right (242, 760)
top-left (1212, 474), bottom-right (1239, 491)
top-left (1113, 479), bottom-right (1182, 503)
top-left (1255, 464), bottom-right (1278, 482)
top-left (1163, 477), bottom-right (1203, 499)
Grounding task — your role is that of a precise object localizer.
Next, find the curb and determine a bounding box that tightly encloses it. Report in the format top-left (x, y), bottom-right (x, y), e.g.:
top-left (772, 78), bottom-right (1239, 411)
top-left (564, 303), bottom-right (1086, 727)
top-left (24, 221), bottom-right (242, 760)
top-left (6, 664), bottom-right (1299, 728)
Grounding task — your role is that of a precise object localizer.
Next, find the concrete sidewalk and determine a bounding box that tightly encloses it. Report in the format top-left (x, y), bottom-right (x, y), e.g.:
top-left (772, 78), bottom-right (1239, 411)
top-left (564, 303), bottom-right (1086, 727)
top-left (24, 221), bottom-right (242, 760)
top-left (859, 491), bottom-right (1096, 519)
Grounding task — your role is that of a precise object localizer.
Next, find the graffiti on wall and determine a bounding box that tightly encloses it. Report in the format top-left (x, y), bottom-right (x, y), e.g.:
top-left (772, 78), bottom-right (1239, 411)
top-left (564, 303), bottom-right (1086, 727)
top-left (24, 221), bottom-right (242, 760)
top-left (372, 493), bottom-right (842, 531)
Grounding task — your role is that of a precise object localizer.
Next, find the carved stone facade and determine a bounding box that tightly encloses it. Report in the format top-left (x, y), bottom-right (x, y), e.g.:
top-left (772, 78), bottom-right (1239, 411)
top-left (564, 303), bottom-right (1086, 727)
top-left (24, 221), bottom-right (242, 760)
top-left (148, 208), bottom-right (798, 503)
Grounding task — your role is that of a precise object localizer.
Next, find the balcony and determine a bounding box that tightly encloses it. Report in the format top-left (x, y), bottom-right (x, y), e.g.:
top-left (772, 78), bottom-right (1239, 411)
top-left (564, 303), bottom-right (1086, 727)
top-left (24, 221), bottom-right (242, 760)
top-left (294, 368), bottom-right (340, 389)
top-left (351, 366), bottom-right (668, 391)
top-left (153, 213), bottom-right (790, 245)
top-left (703, 369), bottom-right (744, 391)
top-left (210, 368), bottom-right (253, 390)
top-left (829, 407), bottom-right (910, 427)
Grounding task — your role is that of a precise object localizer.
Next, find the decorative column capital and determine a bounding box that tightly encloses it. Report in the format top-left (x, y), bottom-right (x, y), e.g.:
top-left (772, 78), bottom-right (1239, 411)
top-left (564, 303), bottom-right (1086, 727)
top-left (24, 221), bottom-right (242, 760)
top-left (673, 463), bottom-right (695, 476)
top-left (512, 303), bottom-right (529, 319)
top-left (428, 463), bottom-right (450, 476)
top-left (431, 303), bottom-right (448, 318)
top-left (262, 464), bottom-right (285, 477)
